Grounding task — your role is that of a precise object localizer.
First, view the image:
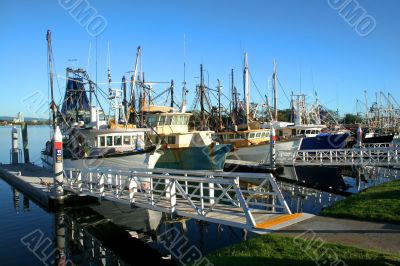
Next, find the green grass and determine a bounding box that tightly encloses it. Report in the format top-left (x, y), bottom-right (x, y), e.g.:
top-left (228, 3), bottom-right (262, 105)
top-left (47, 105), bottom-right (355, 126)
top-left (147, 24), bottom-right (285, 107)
top-left (206, 234), bottom-right (400, 266)
top-left (320, 180), bottom-right (400, 224)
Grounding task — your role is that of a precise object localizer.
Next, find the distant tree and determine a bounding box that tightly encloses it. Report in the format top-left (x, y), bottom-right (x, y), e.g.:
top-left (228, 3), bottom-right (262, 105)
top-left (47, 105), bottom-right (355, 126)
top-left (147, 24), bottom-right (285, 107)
top-left (277, 109), bottom-right (292, 122)
top-left (342, 113), bottom-right (361, 124)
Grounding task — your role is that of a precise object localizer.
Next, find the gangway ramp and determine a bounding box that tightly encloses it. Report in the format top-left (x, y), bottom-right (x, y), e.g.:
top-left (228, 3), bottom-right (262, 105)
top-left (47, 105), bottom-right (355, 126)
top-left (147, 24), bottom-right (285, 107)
top-left (62, 167), bottom-right (311, 231)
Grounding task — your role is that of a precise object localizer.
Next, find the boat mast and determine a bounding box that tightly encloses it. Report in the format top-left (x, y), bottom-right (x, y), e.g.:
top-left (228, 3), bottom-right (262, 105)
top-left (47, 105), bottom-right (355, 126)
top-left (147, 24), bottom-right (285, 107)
top-left (364, 90), bottom-right (369, 126)
top-left (128, 46), bottom-right (141, 124)
top-left (170, 80), bottom-right (174, 108)
top-left (200, 64), bottom-right (206, 130)
top-left (122, 76), bottom-right (127, 117)
top-left (181, 34), bottom-right (188, 113)
top-left (243, 53), bottom-right (250, 127)
top-left (217, 79), bottom-right (223, 131)
top-left (181, 81), bottom-right (188, 113)
top-left (46, 30), bottom-right (56, 133)
top-left (230, 69), bottom-right (237, 126)
top-left (273, 60), bottom-right (278, 121)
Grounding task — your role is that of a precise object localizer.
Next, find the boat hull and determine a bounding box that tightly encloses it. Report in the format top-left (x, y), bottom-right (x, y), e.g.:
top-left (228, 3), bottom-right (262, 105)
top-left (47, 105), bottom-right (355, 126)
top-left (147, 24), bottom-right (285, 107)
top-left (41, 151), bottom-right (162, 170)
top-left (227, 139), bottom-right (301, 164)
top-left (300, 133), bottom-right (349, 150)
top-left (364, 134), bottom-right (394, 144)
top-left (155, 144), bottom-right (231, 170)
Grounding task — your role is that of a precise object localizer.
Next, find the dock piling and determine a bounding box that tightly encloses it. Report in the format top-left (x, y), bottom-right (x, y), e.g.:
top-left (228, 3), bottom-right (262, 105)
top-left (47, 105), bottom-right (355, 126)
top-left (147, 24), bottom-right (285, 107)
top-left (11, 126), bottom-right (20, 164)
top-left (357, 125), bottom-right (363, 147)
top-left (270, 126), bottom-right (276, 170)
top-left (53, 126), bottom-right (64, 202)
top-left (21, 123), bottom-right (30, 163)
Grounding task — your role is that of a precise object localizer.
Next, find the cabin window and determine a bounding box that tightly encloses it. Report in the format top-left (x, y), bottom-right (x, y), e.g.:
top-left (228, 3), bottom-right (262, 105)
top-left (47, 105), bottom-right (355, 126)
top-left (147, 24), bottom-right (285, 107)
top-left (183, 116), bottom-right (189, 125)
top-left (147, 116), bottom-right (158, 127)
top-left (300, 130), bottom-right (305, 135)
top-left (176, 116), bottom-right (182, 125)
top-left (235, 134), bottom-right (240, 139)
top-left (132, 136), bottom-right (137, 145)
top-left (123, 136), bottom-right (131, 145)
top-left (171, 116), bottom-right (178, 125)
top-left (292, 129), bottom-right (296, 135)
top-left (249, 133), bottom-right (255, 139)
top-left (106, 136), bottom-right (113, 146)
top-left (255, 132), bottom-right (261, 138)
top-left (114, 136), bottom-right (122, 146)
top-left (167, 136), bottom-right (176, 144)
top-left (99, 136), bottom-right (105, 147)
top-left (279, 130), bottom-right (283, 137)
top-left (228, 134), bottom-right (234, 139)
top-left (165, 116), bottom-right (172, 125)
top-left (159, 116), bottom-right (166, 126)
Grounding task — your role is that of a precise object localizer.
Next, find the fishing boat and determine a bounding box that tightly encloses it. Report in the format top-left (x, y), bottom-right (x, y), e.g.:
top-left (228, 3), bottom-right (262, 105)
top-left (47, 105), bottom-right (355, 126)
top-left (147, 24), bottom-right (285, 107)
top-left (145, 111), bottom-right (231, 170)
top-left (41, 31), bottom-right (162, 170)
top-left (117, 56), bottom-right (230, 171)
top-left (217, 55), bottom-right (349, 165)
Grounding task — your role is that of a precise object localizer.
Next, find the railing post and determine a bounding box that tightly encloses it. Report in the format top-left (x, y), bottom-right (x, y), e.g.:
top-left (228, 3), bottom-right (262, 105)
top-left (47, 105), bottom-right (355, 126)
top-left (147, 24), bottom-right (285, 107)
top-left (88, 172), bottom-right (93, 193)
top-left (114, 174), bottom-right (120, 198)
top-left (77, 171), bottom-right (82, 192)
top-left (200, 182), bottom-right (204, 215)
top-left (360, 149), bottom-right (364, 165)
top-left (150, 177), bottom-right (154, 205)
top-left (129, 176), bottom-right (137, 203)
top-left (170, 179), bottom-right (176, 213)
top-left (351, 150), bottom-right (354, 165)
top-left (208, 175), bottom-right (215, 205)
top-left (99, 173), bottom-right (105, 196)
top-left (184, 173), bottom-right (188, 195)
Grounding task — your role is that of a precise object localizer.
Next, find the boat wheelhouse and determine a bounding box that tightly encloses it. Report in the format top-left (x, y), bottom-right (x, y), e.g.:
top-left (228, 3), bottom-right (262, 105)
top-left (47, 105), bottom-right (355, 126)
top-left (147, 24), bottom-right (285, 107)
top-left (214, 129), bottom-right (270, 148)
top-left (143, 112), bottom-right (231, 170)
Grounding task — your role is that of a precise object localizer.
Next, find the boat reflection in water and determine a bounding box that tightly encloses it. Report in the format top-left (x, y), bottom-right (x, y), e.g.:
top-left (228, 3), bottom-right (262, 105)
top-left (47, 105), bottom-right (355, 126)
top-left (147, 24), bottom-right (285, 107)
top-left (276, 164), bottom-right (400, 193)
top-left (51, 200), bottom-right (251, 265)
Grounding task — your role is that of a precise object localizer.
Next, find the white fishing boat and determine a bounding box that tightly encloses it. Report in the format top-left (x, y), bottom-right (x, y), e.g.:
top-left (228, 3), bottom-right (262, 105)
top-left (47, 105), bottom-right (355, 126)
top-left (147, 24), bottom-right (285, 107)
top-left (41, 30), bottom-right (162, 170)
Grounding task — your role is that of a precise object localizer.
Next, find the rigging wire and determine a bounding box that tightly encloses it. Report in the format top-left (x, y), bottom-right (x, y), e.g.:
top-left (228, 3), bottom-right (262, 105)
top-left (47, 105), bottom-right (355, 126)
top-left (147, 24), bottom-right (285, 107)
top-left (248, 70), bottom-right (267, 105)
top-left (276, 76), bottom-right (291, 104)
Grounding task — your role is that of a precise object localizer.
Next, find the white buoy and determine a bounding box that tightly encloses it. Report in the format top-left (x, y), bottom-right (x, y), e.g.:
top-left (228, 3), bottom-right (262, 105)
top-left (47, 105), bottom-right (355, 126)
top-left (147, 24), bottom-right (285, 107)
top-left (357, 126), bottom-right (363, 147)
top-left (11, 126), bottom-right (19, 164)
top-left (270, 127), bottom-right (276, 169)
top-left (53, 126), bottom-right (64, 199)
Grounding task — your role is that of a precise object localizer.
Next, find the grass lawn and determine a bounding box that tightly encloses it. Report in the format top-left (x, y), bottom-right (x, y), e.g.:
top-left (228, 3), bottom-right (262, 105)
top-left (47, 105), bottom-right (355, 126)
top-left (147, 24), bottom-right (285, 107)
top-left (206, 234), bottom-right (400, 266)
top-left (320, 179), bottom-right (400, 224)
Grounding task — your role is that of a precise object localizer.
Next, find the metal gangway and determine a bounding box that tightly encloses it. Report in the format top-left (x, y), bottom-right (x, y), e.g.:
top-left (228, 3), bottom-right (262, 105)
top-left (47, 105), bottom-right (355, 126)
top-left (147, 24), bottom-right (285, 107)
top-left (276, 143), bottom-right (400, 167)
top-left (62, 167), bottom-right (306, 231)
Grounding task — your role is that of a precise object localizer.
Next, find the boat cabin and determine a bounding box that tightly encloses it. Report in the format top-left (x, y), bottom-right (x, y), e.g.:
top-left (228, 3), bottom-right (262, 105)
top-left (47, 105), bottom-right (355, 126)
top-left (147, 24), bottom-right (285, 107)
top-left (214, 129), bottom-right (270, 148)
top-left (145, 112), bottom-right (214, 149)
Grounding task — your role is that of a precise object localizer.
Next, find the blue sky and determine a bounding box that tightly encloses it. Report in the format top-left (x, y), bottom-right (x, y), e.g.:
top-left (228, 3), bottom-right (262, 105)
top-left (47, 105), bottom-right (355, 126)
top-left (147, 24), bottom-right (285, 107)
top-left (1, 0), bottom-right (399, 118)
